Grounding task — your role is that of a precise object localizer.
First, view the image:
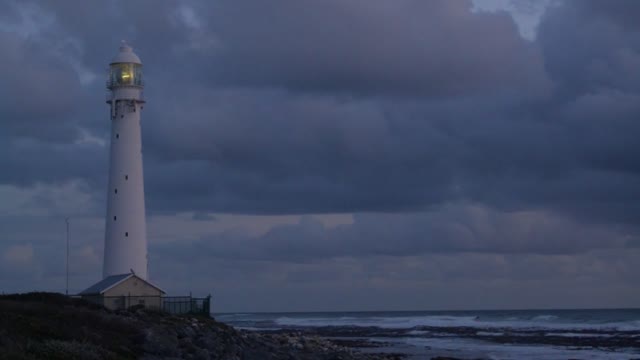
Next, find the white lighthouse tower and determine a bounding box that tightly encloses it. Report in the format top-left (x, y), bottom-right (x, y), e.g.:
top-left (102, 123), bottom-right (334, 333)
top-left (103, 42), bottom-right (148, 280)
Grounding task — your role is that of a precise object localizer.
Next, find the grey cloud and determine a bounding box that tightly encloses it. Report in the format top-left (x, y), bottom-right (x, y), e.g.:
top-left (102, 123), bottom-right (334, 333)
top-left (538, 0), bottom-right (640, 95)
top-left (192, 212), bottom-right (216, 221)
top-left (1, 0), bottom-right (640, 309)
top-left (0, 138), bottom-right (106, 189)
top-left (579, 0), bottom-right (640, 30)
top-left (1, 0), bottom-right (637, 228)
top-left (147, 248), bottom-right (640, 311)
top-left (0, 213), bottom-right (103, 293)
top-left (153, 206), bottom-right (631, 264)
top-left (201, 0), bottom-right (550, 97)
top-left (142, 89), bottom-right (457, 214)
top-left (0, 31), bottom-right (84, 143)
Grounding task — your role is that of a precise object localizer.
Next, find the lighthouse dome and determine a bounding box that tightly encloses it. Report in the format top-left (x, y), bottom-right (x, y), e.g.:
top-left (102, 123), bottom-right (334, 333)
top-left (108, 41), bottom-right (143, 89)
top-left (111, 41), bottom-right (142, 65)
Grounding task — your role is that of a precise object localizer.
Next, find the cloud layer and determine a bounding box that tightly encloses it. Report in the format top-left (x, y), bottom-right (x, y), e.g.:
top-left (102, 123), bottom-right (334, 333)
top-left (1, 0), bottom-right (640, 311)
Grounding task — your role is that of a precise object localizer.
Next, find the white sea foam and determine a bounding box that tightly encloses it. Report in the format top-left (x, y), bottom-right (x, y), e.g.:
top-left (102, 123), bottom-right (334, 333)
top-left (222, 311), bottom-right (640, 360)
top-left (545, 332), bottom-right (614, 338)
top-left (236, 326), bottom-right (281, 331)
top-left (406, 330), bottom-right (429, 335)
top-left (275, 315), bottom-right (477, 329)
top-left (531, 315), bottom-right (559, 321)
top-left (216, 313), bottom-right (253, 320)
top-left (476, 331), bottom-right (504, 336)
top-left (274, 315), bottom-right (640, 331)
top-left (400, 337), bottom-right (636, 360)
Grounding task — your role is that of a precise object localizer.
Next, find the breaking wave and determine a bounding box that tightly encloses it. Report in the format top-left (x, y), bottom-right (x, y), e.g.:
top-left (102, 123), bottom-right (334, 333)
top-left (273, 314), bottom-right (640, 331)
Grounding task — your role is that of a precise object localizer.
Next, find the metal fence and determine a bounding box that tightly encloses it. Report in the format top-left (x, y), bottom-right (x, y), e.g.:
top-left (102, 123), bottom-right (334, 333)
top-left (80, 294), bottom-right (211, 316)
top-left (162, 296), bottom-right (210, 315)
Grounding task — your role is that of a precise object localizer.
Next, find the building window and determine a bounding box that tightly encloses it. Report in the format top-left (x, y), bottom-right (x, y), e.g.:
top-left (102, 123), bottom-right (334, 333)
top-left (125, 175), bottom-right (128, 180)
top-left (114, 188), bottom-right (118, 194)
top-left (114, 216), bottom-right (117, 221)
top-left (116, 133), bottom-right (119, 139)
top-left (125, 232), bottom-right (128, 237)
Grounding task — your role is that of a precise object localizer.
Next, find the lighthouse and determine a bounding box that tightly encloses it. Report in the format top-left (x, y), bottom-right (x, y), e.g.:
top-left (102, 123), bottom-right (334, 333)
top-left (103, 42), bottom-right (148, 280)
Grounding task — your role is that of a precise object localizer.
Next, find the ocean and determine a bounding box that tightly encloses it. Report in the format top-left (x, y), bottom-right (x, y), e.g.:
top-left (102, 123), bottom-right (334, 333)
top-left (217, 309), bottom-right (640, 359)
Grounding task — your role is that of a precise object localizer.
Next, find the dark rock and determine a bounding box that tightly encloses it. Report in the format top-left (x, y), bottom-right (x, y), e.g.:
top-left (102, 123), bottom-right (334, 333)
top-left (0, 292), bottom-right (408, 360)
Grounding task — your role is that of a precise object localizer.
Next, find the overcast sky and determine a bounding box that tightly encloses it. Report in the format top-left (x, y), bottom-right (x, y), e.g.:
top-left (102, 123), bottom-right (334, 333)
top-left (1, 0), bottom-right (640, 312)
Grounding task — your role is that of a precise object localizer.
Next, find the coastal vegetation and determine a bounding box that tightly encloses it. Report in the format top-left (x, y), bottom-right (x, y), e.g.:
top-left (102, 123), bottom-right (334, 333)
top-left (0, 293), bottom-right (401, 360)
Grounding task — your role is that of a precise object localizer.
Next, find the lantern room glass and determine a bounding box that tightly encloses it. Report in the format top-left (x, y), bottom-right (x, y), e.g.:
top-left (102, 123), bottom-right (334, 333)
top-left (109, 63), bottom-right (143, 87)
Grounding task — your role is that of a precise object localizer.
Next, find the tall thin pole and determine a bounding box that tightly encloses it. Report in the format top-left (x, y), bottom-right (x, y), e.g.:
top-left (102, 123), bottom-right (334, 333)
top-left (65, 217), bottom-right (70, 296)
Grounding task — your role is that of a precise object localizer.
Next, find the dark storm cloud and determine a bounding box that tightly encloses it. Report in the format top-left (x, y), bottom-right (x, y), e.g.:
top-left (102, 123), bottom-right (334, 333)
top-left (538, 1), bottom-right (640, 95)
top-left (0, 0), bottom-right (190, 188)
top-left (147, 245), bottom-right (640, 311)
top-left (201, 0), bottom-right (550, 97)
top-left (192, 212), bottom-right (216, 221)
top-left (579, 0), bottom-right (640, 30)
top-left (2, 0), bottom-right (640, 225)
top-left (140, 0), bottom-right (640, 226)
top-left (4, 0), bottom-right (640, 311)
top-left (0, 31), bottom-right (83, 143)
top-left (153, 207), bottom-right (632, 264)
top-left (453, 0), bottom-right (640, 224)
top-left (142, 89), bottom-right (458, 214)
top-left (0, 139), bottom-right (106, 188)
top-left (0, 25), bottom-right (107, 187)
top-left (0, 213), bottom-right (103, 293)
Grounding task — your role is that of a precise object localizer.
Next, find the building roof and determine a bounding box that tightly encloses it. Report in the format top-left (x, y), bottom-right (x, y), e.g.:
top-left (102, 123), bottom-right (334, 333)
top-left (79, 273), bottom-right (166, 295)
top-left (110, 41), bottom-right (142, 65)
top-left (79, 273), bottom-right (132, 295)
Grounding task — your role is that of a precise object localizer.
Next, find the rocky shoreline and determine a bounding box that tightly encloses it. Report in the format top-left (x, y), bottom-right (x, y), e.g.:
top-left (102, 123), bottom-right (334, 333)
top-left (277, 324), bottom-right (640, 350)
top-left (250, 323), bottom-right (640, 360)
top-left (7, 293), bottom-right (634, 359)
top-left (0, 293), bottom-right (409, 360)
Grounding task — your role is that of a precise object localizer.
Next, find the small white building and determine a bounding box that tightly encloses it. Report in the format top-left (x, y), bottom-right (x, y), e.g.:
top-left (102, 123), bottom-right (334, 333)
top-left (79, 273), bottom-right (165, 310)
